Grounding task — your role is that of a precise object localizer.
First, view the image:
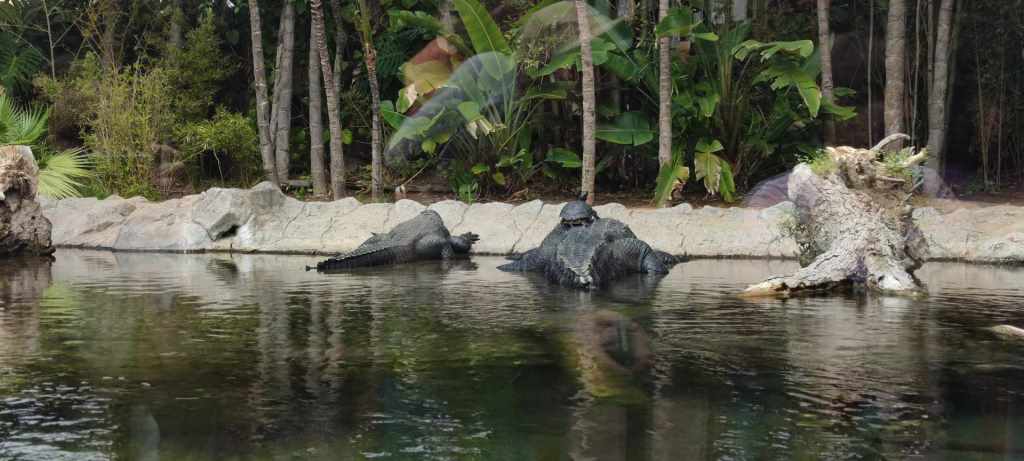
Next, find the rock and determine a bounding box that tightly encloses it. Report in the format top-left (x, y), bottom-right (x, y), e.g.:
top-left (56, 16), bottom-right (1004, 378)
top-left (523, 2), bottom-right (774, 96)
top-left (33, 180), bottom-right (1024, 263)
top-left (428, 200), bottom-right (469, 230)
top-left (46, 197), bottom-right (138, 248)
top-left (513, 202), bottom-right (563, 253)
top-left (114, 196), bottom-right (212, 251)
top-left (916, 205), bottom-right (1024, 263)
top-left (989, 325), bottom-right (1024, 340)
top-left (191, 188), bottom-right (254, 241)
top-left (452, 202), bottom-right (518, 254)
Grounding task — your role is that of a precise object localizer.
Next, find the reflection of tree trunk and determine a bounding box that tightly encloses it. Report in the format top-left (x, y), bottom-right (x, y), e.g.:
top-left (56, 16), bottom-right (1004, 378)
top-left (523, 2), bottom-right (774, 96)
top-left (576, 0), bottom-right (597, 204)
top-left (273, 2), bottom-right (297, 181)
top-left (308, 20), bottom-right (328, 197)
top-left (926, 0), bottom-right (955, 172)
top-left (656, 0), bottom-right (672, 198)
top-left (744, 140), bottom-right (929, 296)
top-left (817, 0), bottom-right (836, 144)
top-left (312, 0), bottom-right (347, 199)
top-left (883, 0), bottom-right (906, 146)
top-left (248, 0), bottom-right (279, 184)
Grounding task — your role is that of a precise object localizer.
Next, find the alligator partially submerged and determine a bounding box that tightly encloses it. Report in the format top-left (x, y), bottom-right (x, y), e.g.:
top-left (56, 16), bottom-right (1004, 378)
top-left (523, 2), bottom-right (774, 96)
top-left (499, 194), bottom-right (679, 288)
top-left (311, 209), bottom-right (478, 271)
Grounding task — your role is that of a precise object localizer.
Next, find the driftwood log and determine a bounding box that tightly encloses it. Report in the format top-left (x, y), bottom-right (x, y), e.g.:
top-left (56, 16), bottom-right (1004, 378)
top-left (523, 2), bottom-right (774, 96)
top-left (0, 145), bottom-right (54, 256)
top-left (743, 135), bottom-right (929, 297)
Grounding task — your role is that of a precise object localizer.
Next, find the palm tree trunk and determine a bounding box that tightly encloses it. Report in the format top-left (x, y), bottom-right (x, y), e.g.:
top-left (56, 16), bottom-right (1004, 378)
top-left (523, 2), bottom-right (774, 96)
top-left (312, 0), bottom-right (346, 198)
top-left (329, 0), bottom-right (346, 98)
top-left (817, 0), bottom-right (836, 144)
top-left (883, 0), bottom-right (906, 145)
top-left (356, 0), bottom-right (384, 201)
top-left (926, 0), bottom-right (955, 171)
top-left (248, 0), bottom-right (278, 184)
top-left (309, 19), bottom-right (328, 197)
top-left (656, 0), bottom-right (671, 203)
top-left (274, 1), bottom-right (296, 182)
top-left (575, 0), bottom-right (597, 204)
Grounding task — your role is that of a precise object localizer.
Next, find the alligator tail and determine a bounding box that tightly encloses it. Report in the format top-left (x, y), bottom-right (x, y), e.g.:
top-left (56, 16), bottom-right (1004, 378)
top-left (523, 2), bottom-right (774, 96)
top-left (315, 247), bottom-right (397, 271)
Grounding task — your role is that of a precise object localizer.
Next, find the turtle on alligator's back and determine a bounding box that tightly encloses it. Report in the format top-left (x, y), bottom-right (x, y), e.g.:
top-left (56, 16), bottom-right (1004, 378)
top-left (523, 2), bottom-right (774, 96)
top-left (310, 209), bottom-right (478, 271)
top-left (499, 193), bottom-right (682, 289)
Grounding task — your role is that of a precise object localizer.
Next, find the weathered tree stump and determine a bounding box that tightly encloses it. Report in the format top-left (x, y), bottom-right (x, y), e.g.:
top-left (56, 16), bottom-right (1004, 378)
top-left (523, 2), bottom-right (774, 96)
top-left (743, 135), bottom-right (929, 297)
top-left (1, 145), bottom-right (54, 257)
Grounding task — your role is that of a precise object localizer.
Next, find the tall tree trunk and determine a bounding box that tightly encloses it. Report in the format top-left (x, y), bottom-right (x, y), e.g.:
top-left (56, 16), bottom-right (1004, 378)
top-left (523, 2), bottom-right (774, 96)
top-left (248, 0), bottom-right (279, 184)
top-left (329, 0), bottom-right (346, 98)
top-left (168, 0), bottom-right (184, 50)
top-left (883, 0), bottom-right (906, 147)
top-left (926, 0), bottom-right (955, 171)
top-left (357, 0), bottom-right (384, 201)
top-left (273, 1), bottom-right (296, 181)
top-left (817, 0), bottom-right (836, 144)
top-left (656, 0), bottom-right (672, 200)
top-left (309, 20), bottom-right (328, 197)
top-left (312, 0), bottom-right (346, 198)
top-left (576, 0), bottom-right (597, 205)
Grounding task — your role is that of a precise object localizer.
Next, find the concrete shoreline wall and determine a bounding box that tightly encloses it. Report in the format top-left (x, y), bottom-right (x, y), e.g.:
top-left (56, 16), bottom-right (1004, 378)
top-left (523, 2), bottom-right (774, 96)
top-left (40, 182), bottom-right (1024, 263)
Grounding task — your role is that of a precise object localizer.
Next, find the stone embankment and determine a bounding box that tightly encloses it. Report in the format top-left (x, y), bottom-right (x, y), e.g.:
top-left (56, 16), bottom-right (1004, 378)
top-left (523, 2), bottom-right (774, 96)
top-left (40, 182), bottom-right (1024, 263)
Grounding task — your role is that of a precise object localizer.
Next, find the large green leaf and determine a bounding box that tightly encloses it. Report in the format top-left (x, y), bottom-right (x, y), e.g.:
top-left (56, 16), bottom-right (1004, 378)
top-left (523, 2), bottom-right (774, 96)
top-left (596, 111), bottom-right (654, 146)
top-left (655, 7), bottom-right (701, 38)
top-left (545, 147), bottom-right (581, 168)
top-left (380, 100), bottom-right (407, 130)
top-left (0, 93), bottom-right (48, 145)
top-left (452, 0), bottom-right (511, 55)
top-left (37, 147), bottom-right (92, 199)
top-left (388, 10), bottom-right (472, 55)
top-left (694, 144), bottom-right (735, 202)
top-left (653, 148), bottom-right (690, 207)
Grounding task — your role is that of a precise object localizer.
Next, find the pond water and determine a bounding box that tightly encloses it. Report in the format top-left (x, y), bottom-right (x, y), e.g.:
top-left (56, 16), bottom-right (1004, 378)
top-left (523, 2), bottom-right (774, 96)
top-left (2, 250), bottom-right (1024, 460)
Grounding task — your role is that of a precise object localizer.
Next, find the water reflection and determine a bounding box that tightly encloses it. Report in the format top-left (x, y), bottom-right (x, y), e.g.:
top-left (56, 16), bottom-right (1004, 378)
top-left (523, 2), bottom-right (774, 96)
top-left (1, 252), bottom-right (1023, 459)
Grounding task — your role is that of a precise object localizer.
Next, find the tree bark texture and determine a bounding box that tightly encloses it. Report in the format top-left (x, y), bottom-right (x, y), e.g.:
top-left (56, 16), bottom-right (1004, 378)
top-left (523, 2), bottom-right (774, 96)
top-left (248, 0), bottom-right (279, 184)
top-left (308, 20), bottom-right (328, 197)
top-left (0, 146), bottom-right (54, 257)
top-left (743, 137), bottom-right (929, 297)
top-left (817, 0), bottom-right (836, 145)
top-left (311, 0), bottom-right (346, 199)
top-left (657, 0), bottom-right (672, 197)
top-left (883, 0), bottom-right (906, 143)
top-left (575, 0), bottom-right (597, 205)
top-left (273, 1), bottom-right (296, 181)
top-left (926, 0), bottom-right (955, 172)
top-left (329, 0), bottom-right (346, 98)
top-left (357, 0), bottom-right (383, 201)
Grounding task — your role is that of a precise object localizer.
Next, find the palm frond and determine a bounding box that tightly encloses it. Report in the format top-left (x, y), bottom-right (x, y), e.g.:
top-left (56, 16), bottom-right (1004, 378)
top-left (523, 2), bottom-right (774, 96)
top-left (0, 92), bottom-right (49, 145)
top-left (38, 147), bottom-right (93, 199)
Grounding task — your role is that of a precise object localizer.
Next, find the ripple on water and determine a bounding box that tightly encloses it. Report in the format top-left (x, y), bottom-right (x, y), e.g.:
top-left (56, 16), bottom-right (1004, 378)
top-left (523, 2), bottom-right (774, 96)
top-left (2, 251), bottom-right (1024, 460)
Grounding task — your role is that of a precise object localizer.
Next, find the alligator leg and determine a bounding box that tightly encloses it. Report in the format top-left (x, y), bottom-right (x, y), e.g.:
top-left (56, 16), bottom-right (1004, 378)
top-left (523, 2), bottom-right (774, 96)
top-left (498, 248), bottom-right (545, 272)
top-left (449, 232), bottom-right (479, 254)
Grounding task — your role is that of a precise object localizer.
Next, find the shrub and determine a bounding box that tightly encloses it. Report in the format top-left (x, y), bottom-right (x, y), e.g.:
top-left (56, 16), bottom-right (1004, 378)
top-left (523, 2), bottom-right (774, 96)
top-left (161, 14), bottom-right (234, 122)
top-left (174, 108), bottom-right (261, 185)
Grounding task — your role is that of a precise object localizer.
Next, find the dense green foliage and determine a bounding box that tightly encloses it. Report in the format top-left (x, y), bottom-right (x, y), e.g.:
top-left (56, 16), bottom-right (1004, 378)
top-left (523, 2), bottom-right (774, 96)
top-left (0, 0), bottom-right (1020, 202)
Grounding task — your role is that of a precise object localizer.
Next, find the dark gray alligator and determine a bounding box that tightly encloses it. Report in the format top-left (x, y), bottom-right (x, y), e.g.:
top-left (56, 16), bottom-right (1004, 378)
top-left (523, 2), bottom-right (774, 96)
top-left (312, 209), bottom-right (478, 271)
top-left (498, 194), bottom-right (680, 288)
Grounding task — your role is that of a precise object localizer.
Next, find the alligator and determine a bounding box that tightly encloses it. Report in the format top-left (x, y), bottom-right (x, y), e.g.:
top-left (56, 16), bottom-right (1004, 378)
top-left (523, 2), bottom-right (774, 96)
top-left (311, 209), bottom-right (478, 271)
top-left (498, 193), bottom-right (680, 288)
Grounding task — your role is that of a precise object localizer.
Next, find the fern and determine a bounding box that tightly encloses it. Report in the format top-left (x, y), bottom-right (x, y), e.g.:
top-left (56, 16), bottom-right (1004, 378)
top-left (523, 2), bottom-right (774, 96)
top-left (0, 92), bottom-right (49, 145)
top-left (37, 147), bottom-right (93, 199)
